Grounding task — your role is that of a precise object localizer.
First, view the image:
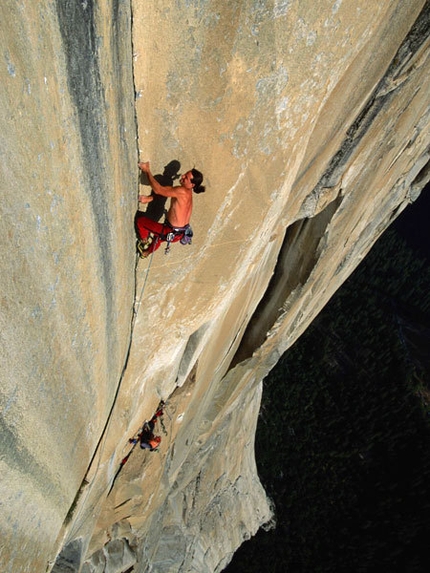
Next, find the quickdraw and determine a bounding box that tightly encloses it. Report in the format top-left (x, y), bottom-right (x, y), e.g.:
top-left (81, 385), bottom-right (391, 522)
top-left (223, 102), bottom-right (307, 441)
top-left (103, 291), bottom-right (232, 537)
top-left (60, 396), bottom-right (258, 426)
top-left (164, 225), bottom-right (193, 255)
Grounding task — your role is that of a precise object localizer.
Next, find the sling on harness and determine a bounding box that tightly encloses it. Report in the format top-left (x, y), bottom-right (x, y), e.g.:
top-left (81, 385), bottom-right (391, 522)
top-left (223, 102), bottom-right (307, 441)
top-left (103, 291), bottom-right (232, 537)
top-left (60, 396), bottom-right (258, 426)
top-left (164, 222), bottom-right (193, 254)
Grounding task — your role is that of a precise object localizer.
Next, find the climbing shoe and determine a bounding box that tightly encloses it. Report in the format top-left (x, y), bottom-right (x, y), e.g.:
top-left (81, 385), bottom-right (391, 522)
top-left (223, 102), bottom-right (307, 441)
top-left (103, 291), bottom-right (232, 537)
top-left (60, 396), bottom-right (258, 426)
top-left (136, 237), bottom-right (152, 258)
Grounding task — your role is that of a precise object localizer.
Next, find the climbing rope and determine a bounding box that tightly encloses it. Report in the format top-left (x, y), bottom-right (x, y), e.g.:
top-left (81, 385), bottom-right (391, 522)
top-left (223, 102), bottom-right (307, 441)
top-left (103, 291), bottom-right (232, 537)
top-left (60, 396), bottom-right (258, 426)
top-left (63, 242), bottom-right (158, 527)
top-left (133, 238), bottom-right (158, 317)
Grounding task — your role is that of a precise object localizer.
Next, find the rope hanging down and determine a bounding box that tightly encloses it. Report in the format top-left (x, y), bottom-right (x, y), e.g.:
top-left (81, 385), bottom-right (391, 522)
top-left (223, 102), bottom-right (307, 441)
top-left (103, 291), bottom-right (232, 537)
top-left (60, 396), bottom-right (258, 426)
top-left (133, 239), bottom-right (157, 317)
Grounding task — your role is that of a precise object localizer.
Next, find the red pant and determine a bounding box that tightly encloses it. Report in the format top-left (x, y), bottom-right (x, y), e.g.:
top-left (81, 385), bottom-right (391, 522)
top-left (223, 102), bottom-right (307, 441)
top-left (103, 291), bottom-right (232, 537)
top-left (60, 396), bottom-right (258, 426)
top-left (135, 214), bottom-right (181, 254)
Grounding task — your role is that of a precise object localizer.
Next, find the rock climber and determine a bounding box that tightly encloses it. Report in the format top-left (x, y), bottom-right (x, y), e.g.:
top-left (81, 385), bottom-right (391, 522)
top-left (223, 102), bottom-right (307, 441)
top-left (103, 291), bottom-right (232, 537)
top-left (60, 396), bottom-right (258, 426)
top-left (135, 161), bottom-right (205, 257)
top-left (139, 420), bottom-right (161, 451)
top-left (129, 402), bottom-right (165, 452)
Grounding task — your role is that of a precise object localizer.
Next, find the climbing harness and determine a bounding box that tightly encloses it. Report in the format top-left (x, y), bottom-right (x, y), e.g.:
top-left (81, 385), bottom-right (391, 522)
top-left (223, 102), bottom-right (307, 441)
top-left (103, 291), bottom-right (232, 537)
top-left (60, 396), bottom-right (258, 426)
top-left (136, 221), bottom-right (193, 257)
top-left (164, 223), bottom-right (193, 254)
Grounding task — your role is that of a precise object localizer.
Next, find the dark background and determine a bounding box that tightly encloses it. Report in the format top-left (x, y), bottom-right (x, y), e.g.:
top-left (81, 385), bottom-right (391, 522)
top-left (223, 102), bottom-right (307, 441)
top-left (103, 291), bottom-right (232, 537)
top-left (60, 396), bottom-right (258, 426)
top-left (224, 183), bottom-right (430, 573)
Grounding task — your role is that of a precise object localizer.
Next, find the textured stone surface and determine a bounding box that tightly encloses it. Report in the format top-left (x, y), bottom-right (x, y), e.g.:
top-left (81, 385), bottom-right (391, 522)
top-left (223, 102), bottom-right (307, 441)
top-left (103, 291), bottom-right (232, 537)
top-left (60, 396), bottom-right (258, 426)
top-left (1, 1), bottom-right (430, 572)
top-left (0, 1), bottom-right (136, 571)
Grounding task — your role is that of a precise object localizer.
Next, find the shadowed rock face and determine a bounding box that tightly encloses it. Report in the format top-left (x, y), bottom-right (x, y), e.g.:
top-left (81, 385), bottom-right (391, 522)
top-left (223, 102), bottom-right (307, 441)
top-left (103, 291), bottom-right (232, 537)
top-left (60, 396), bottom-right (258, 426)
top-left (1, 1), bottom-right (429, 572)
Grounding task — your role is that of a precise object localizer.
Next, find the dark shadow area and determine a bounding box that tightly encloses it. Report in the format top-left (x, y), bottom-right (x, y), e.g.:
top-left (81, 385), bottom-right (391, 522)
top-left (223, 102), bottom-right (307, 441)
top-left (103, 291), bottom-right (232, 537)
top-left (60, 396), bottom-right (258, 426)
top-left (52, 538), bottom-right (84, 573)
top-left (230, 195), bottom-right (342, 367)
top-left (394, 177), bottom-right (430, 260)
top-left (139, 160), bottom-right (181, 221)
top-left (224, 206), bottom-right (430, 573)
top-left (176, 322), bottom-right (210, 386)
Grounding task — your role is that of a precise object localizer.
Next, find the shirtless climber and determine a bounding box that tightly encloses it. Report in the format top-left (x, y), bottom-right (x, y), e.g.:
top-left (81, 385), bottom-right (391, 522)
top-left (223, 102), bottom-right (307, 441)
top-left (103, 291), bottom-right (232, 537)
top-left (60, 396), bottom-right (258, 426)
top-left (135, 161), bottom-right (205, 257)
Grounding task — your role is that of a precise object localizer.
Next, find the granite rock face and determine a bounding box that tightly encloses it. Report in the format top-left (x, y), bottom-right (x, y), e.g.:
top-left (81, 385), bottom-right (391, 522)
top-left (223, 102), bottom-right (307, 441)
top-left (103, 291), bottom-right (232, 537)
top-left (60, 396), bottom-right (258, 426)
top-left (1, 1), bottom-right (429, 572)
top-left (0, 1), bottom-right (137, 571)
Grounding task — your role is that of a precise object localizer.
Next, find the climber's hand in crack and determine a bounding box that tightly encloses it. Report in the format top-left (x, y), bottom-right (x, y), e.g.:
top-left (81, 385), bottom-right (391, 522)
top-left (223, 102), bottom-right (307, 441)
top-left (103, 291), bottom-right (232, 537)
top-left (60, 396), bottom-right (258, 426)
top-left (138, 195), bottom-right (153, 204)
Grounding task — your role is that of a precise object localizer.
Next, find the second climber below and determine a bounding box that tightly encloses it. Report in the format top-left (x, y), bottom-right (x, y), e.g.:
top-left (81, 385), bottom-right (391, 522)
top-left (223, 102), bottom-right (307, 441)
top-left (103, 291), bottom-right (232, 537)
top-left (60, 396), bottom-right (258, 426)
top-left (136, 161), bottom-right (205, 257)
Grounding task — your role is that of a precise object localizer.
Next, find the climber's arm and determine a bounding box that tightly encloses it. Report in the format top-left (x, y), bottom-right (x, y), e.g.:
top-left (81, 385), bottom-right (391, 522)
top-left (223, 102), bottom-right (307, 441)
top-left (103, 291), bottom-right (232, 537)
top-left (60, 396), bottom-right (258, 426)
top-left (138, 162), bottom-right (181, 198)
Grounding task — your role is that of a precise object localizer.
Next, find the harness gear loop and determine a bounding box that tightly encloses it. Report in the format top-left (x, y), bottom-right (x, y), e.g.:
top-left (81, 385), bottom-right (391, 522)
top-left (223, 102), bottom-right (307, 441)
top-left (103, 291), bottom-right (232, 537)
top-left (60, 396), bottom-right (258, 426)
top-left (164, 231), bottom-right (176, 255)
top-left (163, 222), bottom-right (193, 255)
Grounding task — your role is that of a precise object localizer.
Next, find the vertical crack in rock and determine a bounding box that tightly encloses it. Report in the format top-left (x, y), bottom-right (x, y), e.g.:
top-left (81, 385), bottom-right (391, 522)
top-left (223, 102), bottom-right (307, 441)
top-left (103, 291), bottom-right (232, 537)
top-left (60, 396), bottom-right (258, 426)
top-left (51, 257), bottom-right (140, 573)
top-left (21, 2), bottom-right (429, 573)
top-left (231, 195), bottom-right (342, 367)
top-left (51, 2), bottom-right (141, 570)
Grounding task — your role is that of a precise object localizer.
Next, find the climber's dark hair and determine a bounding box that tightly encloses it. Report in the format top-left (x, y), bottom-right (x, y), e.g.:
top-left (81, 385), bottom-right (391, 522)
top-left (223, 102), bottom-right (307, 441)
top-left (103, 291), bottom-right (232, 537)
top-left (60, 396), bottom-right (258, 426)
top-left (191, 168), bottom-right (206, 194)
